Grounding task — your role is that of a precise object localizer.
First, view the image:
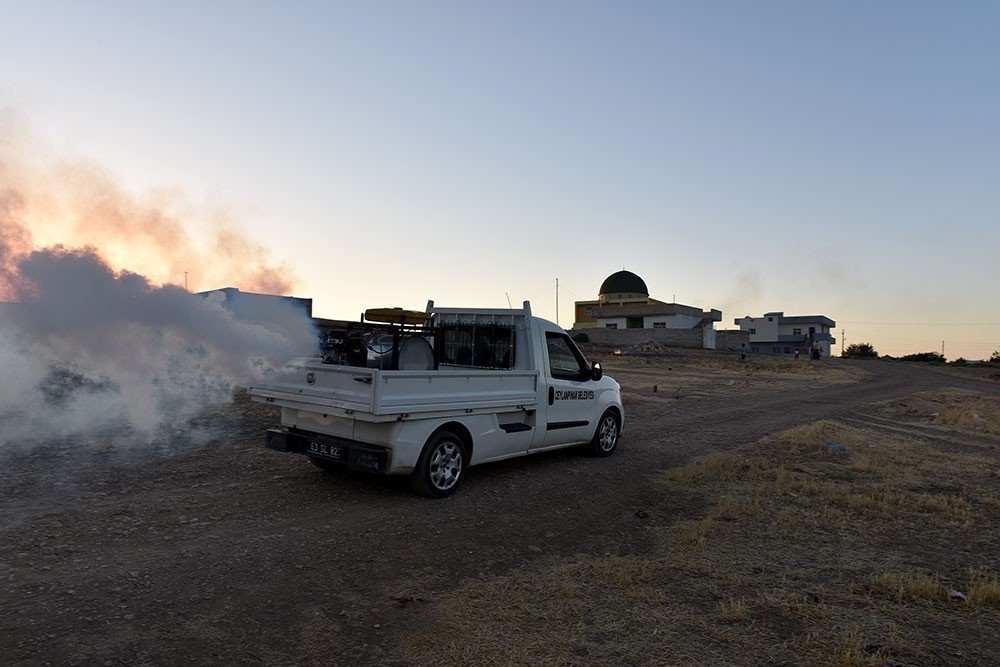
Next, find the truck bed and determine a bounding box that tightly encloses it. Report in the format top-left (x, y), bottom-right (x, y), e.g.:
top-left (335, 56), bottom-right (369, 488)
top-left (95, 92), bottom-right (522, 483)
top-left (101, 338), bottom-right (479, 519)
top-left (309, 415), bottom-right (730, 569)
top-left (249, 359), bottom-right (539, 421)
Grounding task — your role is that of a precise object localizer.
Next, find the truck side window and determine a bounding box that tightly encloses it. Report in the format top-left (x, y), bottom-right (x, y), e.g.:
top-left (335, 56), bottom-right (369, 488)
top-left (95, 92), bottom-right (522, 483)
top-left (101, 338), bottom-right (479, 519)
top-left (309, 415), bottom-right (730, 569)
top-left (546, 332), bottom-right (588, 380)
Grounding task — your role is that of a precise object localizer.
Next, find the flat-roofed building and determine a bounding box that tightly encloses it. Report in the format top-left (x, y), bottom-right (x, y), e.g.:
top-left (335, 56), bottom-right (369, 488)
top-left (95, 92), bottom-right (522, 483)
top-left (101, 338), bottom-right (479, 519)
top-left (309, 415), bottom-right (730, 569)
top-left (735, 312), bottom-right (837, 357)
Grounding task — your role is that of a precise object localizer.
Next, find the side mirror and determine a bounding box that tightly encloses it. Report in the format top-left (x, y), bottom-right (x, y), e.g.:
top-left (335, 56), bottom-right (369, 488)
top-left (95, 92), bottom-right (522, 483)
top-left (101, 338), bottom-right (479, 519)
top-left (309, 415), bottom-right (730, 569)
top-left (591, 361), bottom-right (603, 381)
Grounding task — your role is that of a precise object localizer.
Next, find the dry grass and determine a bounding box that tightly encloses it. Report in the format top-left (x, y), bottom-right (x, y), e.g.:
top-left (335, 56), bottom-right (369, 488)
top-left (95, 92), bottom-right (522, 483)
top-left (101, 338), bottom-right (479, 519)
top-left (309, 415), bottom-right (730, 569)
top-left (717, 597), bottom-right (749, 623)
top-left (866, 567), bottom-right (1000, 609)
top-left (771, 419), bottom-right (867, 454)
top-left (599, 349), bottom-right (870, 403)
top-left (671, 517), bottom-right (716, 546)
top-left (980, 493), bottom-right (1000, 510)
top-left (833, 641), bottom-right (895, 667)
top-left (966, 568), bottom-right (1000, 607)
top-left (868, 571), bottom-right (948, 604)
top-left (711, 495), bottom-right (760, 520)
top-left (933, 396), bottom-right (1000, 434)
top-left (396, 394), bottom-right (1000, 666)
top-left (915, 493), bottom-right (974, 522)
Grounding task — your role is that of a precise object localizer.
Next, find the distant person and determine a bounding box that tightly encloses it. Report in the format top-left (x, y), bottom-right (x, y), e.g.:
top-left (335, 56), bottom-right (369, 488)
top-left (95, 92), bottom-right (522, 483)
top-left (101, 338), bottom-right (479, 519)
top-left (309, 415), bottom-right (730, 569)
top-left (794, 349), bottom-right (800, 360)
top-left (739, 342), bottom-right (746, 361)
top-left (811, 342), bottom-right (821, 360)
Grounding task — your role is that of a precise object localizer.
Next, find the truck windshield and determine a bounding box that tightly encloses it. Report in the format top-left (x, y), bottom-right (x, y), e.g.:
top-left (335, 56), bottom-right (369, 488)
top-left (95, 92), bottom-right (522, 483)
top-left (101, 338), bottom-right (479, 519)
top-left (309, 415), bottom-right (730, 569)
top-left (545, 332), bottom-right (588, 379)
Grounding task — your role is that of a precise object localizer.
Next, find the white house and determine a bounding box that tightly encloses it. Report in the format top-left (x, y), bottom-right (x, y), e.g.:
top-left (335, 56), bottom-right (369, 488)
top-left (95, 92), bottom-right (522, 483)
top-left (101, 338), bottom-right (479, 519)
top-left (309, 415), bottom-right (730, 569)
top-left (735, 312), bottom-right (836, 358)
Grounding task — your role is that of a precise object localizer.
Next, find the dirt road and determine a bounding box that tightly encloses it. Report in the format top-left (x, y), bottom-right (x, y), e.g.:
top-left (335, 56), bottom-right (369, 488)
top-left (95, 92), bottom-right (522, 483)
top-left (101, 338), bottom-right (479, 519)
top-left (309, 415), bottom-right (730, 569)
top-left (2, 358), bottom-right (998, 665)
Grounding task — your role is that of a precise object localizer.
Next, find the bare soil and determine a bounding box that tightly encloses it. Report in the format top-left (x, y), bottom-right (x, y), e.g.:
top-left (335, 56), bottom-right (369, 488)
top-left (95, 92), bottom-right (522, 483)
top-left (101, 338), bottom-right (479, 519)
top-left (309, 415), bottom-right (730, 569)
top-left (1, 351), bottom-right (998, 666)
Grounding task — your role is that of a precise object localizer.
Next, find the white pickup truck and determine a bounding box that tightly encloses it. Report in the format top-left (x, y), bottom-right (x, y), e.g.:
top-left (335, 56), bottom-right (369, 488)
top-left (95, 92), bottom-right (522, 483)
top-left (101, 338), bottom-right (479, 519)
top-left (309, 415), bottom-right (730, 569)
top-left (249, 301), bottom-right (624, 497)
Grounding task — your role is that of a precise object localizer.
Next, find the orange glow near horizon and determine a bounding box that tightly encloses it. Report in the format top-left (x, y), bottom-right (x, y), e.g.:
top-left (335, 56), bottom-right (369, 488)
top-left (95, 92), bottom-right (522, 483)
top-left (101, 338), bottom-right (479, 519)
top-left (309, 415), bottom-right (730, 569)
top-left (1, 130), bottom-right (298, 298)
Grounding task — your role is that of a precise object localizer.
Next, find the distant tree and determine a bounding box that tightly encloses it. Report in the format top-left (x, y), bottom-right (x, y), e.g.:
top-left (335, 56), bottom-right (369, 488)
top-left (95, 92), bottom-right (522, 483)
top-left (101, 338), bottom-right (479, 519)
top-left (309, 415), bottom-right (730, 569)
top-left (951, 357), bottom-right (968, 366)
top-left (899, 351), bottom-right (946, 363)
top-left (991, 349), bottom-right (1000, 363)
top-left (842, 343), bottom-right (878, 359)
top-left (572, 332), bottom-right (590, 343)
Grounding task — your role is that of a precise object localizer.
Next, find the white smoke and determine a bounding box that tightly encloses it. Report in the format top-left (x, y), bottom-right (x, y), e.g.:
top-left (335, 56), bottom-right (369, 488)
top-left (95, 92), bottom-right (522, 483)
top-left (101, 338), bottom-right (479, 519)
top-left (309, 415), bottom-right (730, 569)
top-left (0, 113), bottom-right (318, 449)
top-left (0, 235), bottom-right (316, 448)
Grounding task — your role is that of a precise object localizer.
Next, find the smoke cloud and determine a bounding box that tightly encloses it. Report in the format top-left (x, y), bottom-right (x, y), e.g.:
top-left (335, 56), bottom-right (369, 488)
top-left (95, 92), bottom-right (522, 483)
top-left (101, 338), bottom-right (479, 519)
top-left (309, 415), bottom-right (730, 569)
top-left (0, 109), bottom-right (293, 295)
top-left (0, 113), bottom-right (316, 447)
top-left (715, 266), bottom-right (764, 322)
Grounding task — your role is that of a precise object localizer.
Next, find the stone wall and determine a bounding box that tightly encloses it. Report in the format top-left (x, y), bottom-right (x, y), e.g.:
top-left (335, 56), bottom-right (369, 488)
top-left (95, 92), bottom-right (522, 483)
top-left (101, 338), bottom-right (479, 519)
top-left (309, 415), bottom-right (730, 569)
top-left (576, 327), bottom-right (705, 349)
top-left (715, 329), bottom-right (751, 351)
top-left (586, 302), bottom-right (707, 318)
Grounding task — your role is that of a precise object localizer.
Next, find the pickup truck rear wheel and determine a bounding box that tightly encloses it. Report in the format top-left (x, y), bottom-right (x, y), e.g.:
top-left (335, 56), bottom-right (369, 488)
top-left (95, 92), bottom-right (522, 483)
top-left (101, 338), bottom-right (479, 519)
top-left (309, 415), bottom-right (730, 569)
top-left (589, 410), bottom-right (620, 457)
top-left (411, 431), bottom-right (466, 498)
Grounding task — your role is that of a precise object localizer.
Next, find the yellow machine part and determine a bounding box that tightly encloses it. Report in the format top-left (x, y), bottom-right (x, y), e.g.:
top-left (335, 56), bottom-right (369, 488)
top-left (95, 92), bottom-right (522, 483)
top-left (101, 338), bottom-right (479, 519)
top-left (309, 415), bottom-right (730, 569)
top-left (364, 308), bottom-right (432, 325)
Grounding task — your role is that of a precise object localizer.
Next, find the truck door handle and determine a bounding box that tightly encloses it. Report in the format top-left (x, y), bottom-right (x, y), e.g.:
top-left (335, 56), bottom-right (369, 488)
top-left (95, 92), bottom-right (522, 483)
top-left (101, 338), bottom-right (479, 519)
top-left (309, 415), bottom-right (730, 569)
top-left (548, 386), bottom-right (554, 406)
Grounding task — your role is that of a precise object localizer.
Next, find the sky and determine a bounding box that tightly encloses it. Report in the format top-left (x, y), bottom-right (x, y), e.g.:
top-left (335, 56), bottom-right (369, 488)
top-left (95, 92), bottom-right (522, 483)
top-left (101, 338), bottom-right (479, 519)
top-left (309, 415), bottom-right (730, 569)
top-left (1, 0), bottom-right (998, 359)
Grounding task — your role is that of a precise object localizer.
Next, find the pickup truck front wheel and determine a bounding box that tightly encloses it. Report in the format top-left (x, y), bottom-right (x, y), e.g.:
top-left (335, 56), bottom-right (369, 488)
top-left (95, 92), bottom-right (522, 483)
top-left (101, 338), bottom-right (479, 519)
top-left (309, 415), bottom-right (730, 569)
top-left (411, 431), bottom-right (467, 498)
top-left (588, 410), bottom-right (620, 458)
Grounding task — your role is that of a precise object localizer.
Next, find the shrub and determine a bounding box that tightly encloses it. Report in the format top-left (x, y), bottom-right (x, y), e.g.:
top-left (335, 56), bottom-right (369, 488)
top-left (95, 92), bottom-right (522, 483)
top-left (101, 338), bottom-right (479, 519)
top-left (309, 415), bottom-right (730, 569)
top-left (842, 343), bottom-right (878, 359)
top-left (991, 350), bottom-right (1000, 363)
top-left (900, 352), bottom-right (946, 363)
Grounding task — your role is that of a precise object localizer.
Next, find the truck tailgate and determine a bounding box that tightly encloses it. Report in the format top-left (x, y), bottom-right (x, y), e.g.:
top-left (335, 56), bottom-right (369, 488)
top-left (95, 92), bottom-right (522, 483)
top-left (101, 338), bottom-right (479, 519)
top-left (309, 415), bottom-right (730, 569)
top-left (250, 361), bottom-right (377, 413)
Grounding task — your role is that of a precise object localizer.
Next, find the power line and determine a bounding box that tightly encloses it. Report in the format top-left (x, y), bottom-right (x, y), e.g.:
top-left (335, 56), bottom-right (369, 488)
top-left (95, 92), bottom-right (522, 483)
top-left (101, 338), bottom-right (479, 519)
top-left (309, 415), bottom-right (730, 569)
top-left (557, 283), bottom-right (583, 298)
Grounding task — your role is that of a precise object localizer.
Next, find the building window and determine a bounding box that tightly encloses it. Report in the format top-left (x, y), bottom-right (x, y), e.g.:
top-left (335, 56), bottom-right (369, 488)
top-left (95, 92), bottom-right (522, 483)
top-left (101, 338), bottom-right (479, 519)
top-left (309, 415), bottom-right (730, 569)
top-left (809, 327), bottom-right (816, 335)
top-left (772, 347), bottom-right (780, 354)
top-left (749, 328), bottom-right (756, 335)
top-left (751, 346), bottom-right (759, 353)
top-left (605, 323), bottom-right (618, 329)
top-left (793, 328), bottom-right (801, 336)
top-left (652, 322), bottom-right (666, 329)
top-left (784, 347), bottom-right (791, 354)
top-left (767, 317), bottom-right (773, 322)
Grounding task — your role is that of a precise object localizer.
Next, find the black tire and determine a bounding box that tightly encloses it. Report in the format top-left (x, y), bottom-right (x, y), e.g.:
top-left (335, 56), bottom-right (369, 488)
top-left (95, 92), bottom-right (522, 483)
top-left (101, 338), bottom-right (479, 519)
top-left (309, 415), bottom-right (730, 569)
top-left (309, 456), bottom-right (340, 473)
top-left (411, 430), bottom-right (467, 498)
top-left (588, 409), bottom-right (620, 457)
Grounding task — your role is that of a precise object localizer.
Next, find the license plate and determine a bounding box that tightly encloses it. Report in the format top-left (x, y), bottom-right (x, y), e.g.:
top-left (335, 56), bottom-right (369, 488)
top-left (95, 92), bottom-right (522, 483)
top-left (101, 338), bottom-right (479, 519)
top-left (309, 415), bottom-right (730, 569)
top-left (308, 440), bottom-right (345, 461)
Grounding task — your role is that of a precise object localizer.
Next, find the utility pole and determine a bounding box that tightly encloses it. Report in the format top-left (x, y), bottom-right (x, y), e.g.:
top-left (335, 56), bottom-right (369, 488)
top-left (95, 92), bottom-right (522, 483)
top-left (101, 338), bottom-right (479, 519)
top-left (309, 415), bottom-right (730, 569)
top-left (184, 271), bottom-right (188, 292)
top-left (555, 278), bottom-right (559, 326)
top-left (941, 340), bottom-right (945, 358)
top-left (842, 329), bottom-right (845, 356)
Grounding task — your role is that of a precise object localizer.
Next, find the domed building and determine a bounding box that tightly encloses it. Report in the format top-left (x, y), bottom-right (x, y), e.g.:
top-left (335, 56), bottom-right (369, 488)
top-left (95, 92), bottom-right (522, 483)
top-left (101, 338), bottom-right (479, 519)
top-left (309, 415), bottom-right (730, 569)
top-left (573, 270), bottom-right (726, 349)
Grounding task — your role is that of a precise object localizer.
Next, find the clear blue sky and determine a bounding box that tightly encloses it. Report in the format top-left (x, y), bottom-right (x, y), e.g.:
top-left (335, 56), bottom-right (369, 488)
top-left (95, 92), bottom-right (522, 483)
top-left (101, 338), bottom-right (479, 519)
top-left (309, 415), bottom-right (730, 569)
top-left (2, 1), bottom-right (998, 358)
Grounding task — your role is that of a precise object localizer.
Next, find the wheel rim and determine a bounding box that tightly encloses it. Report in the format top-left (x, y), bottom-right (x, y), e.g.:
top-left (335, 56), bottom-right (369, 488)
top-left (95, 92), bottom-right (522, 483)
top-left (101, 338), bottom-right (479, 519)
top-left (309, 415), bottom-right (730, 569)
top-left (598, 415), bottom-right (618, 452)
top-left (429, 440), bottom-right (463, 491)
